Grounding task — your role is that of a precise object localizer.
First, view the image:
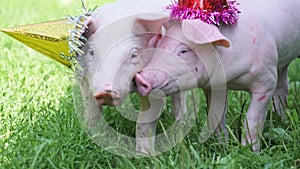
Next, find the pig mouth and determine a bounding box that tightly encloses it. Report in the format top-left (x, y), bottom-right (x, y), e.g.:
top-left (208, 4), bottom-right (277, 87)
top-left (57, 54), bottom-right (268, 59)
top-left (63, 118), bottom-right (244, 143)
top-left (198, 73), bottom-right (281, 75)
top-left (94, 90), bottom-right (122, 106)
top-left (155, 79), bottom-right (179, 95)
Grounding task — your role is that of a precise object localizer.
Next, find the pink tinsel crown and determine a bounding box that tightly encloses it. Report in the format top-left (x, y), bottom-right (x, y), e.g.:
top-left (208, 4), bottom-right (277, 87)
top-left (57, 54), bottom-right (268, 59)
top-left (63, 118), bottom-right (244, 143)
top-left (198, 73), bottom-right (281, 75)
top-left (166, 0), bottom-right (240, 26)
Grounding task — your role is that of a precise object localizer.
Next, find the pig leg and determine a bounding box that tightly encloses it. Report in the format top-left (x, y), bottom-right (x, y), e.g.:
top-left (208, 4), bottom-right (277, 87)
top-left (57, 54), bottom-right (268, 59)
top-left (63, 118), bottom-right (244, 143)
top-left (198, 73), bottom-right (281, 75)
top-left (241, 91), bottom-right (273, 153)
top-left (136, 120), bottom-right (158, 154)
top-left (272, 66), bottom-right (289, 121)
top-left (136, 94), bottom-right (163, 154)
top-left (171, 91), bottom-right (187, 121)
top-left (136, 92), bottom-right (187, 154)
top-left (204, 89), bottom-right (228, 142)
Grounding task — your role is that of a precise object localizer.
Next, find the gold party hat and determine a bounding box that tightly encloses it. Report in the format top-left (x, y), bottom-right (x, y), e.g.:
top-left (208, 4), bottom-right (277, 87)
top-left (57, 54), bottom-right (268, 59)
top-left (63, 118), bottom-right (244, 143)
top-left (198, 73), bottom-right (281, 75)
top-left (1, 19), bottom-right (73, 67)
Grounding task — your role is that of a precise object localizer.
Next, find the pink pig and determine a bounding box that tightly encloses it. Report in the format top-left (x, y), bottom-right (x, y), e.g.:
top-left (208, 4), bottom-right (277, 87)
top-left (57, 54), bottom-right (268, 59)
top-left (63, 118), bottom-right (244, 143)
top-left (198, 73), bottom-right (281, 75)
top-left (135, 0), bottom-right (300, 152)
top-left (76, 0), bottom-right (188, 154)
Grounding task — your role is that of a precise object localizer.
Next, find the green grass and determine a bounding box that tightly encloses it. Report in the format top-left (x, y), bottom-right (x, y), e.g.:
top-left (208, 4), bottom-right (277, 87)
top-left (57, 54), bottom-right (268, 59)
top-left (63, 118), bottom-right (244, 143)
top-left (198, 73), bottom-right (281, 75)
top-left (0, 0), bottom-right (300, 168)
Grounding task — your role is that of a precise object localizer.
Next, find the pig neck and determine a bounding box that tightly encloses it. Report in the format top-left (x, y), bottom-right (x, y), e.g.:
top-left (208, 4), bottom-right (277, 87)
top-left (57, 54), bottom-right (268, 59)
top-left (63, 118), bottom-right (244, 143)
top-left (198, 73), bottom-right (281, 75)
top-left (189, 24), bottom-right (268, 91)
top-left (199, 29), bottom-right (265, 92)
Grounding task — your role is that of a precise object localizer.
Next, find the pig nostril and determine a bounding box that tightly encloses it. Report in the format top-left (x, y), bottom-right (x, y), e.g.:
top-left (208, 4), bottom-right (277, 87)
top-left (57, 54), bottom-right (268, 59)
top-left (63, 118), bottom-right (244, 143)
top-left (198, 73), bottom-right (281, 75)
top-left (141, 81), bottom-right (150, 89)
top-left (104, 90), bottom-right (119, 96)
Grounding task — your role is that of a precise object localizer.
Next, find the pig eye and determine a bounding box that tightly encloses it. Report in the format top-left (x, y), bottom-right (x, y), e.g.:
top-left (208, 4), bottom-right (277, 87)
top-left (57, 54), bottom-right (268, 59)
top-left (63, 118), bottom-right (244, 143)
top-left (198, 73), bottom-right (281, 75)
top-left (130, 49), bottom-right (140, 63)
top-left (131, 52), bottom-right (138, 59)
top-left (178, 49), bottom-right (190, 55)
top-left (88, 48), bottom-right (94, 56)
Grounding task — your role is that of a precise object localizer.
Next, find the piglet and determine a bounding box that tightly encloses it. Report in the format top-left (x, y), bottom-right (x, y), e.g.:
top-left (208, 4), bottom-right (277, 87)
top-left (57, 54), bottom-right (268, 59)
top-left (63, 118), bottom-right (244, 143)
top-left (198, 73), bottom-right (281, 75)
top-left (135, 0), bottom-right (300, 152)
top-left (76, 0), bottom-right (187, 154)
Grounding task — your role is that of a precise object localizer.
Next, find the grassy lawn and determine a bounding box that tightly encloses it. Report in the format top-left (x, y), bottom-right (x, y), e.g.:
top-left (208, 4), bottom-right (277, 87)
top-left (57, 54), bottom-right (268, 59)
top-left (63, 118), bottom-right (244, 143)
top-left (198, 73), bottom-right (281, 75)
top-left (0, 0), bottom-right (299, 168)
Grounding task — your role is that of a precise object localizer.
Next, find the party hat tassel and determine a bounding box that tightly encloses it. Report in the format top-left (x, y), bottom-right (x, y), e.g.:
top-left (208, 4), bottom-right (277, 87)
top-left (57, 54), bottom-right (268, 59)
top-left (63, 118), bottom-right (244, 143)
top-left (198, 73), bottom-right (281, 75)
top-left (167, 0), bottom-right (240, 25)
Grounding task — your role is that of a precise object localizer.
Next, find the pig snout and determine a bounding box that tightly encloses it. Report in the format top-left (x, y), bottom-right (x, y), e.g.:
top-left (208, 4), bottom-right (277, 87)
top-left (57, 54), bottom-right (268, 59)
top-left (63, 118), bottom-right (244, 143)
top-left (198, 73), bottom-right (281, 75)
top-left (135, 69), bottom-right (177, 96)
top-left (94, 90), bottom-right (121, 106)
top-left (135, 73), bottom-right (152, 96)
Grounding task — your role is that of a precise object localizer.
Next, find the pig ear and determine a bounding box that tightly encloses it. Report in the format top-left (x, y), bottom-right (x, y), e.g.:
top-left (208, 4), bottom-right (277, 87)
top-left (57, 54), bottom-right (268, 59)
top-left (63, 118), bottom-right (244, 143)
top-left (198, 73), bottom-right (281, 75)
top-left (182, 20), bottom-right (231, 48)
top-left (82, 17), bottom-right (100, 39)
top-left (147, 34), bottom-right (162, 47)
top-left (134, 13), bottom-right (169, 34)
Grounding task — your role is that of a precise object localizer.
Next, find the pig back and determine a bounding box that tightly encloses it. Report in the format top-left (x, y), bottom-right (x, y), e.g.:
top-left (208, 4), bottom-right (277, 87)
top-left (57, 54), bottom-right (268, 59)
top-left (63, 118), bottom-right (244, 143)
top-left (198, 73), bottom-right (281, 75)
top-left (219, 0), bottom-right (300, 69)
top-left (245, 0), bottom-right (300, 65)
